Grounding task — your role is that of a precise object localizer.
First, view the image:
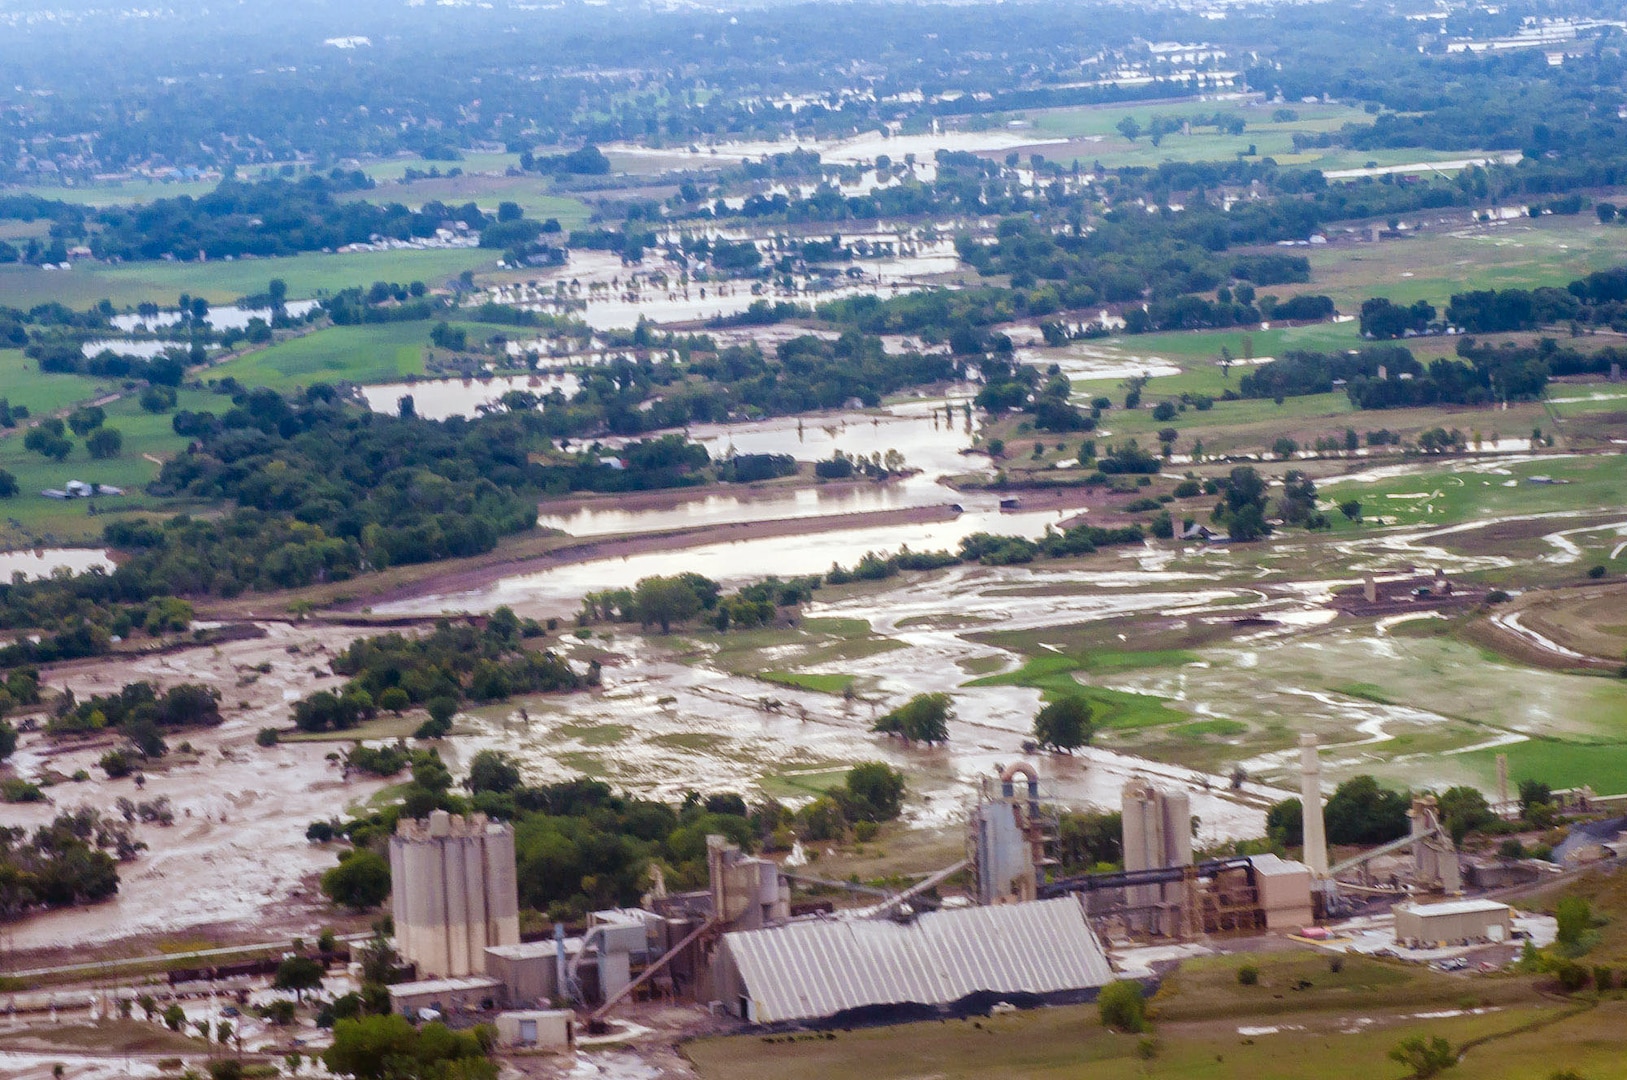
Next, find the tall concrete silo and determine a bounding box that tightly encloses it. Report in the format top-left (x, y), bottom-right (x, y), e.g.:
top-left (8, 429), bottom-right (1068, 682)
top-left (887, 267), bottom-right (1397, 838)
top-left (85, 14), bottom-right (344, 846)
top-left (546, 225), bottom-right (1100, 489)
top-left (390, 810), bottom-right (521, 978)
top-left (1121, 778), bottom-right (1193, 934)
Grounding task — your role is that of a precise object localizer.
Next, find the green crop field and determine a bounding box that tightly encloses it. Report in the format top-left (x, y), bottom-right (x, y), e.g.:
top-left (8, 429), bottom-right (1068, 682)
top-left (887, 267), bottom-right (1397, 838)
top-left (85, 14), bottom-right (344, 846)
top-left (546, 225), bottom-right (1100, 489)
top-left (206, 322), bottom-right (437, 390)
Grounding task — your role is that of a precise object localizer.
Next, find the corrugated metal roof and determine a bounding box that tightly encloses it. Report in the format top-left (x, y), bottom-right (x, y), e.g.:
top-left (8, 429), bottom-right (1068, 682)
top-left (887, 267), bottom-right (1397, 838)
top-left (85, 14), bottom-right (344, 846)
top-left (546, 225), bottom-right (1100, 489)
top-left (722, 896), bottom-right (1114, 1023)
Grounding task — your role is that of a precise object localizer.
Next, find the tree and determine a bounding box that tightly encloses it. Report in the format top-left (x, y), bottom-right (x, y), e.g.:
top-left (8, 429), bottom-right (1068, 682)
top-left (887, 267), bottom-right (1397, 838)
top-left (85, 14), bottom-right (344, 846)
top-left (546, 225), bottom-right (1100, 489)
top-left (1034, 695), bottom-right (1094, 752)
top-left (1324, 775), bottom-right (1410, 845)
top-left (23, 423), bottom-right (72, 461)
top-left (632, 575), bottom-right (703, 633)
top-left (86, 427), bottom-right (124, 459)
top-left (377, 687), bottom-right (409, 715)
top-left (1097, 979), bottom-right (1147, 1032)
top-left (842, 762), bottom-right (906, 822)
top-left (1436, 786), bottom-right (1493, 843)
top-left (1266, 797), bottom-right (1303, 847)
top-left (67, 405), bottom-right (105, 436)
top-left (1388, 1035), bottom-right (1456, 1079)
top-left (873, 692), bottom-right (952, 745)
top-left (324, 1014), bottom-right (495, 1080)
top-left (1556, 895), bottom-right (1592, 950)
top-left (1339, 498), bottom-right (1362, 521)
top-left (1115, 117), bottom-right (1143, 142)
top-left (1518, 779), bottom-right (1554, 813)
top-left (321, 849), bottom-right (391, 910)
top-left (163, 1004), bottom-right (186, 1032)
top-left (466, 749), bottom-right (522, 794)
top-left (0, 469), bottom-right (16, 498)
top-left (274, 955), bottom-right (325, 1002)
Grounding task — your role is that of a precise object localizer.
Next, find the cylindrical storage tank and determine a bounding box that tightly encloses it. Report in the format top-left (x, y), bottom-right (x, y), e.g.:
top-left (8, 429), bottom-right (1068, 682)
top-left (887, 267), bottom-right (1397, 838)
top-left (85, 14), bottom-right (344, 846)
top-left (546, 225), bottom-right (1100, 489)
top-left (444, 835), bottom-right (472, 976)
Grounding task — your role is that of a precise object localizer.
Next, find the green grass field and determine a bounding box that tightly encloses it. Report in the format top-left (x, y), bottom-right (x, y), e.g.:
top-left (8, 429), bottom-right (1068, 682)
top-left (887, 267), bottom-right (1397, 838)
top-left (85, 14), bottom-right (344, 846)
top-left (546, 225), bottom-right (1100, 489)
top-left (0, 388), bottom-right (221, 545)
top-left (685, 950), bottom-right (1607, 1080)
top-left (206, 322), bottom-right (436, 390)
top-left (0, 349), bottom-right (122, 415)
top-left (967, 654), bottom-right (1190, 732)
top-left (0, 247), bottom-right (499, 309)
top-left (1022, 100), bottom-right (1497, 176)
top-left (1306, 216), bottom-right (1624, 311)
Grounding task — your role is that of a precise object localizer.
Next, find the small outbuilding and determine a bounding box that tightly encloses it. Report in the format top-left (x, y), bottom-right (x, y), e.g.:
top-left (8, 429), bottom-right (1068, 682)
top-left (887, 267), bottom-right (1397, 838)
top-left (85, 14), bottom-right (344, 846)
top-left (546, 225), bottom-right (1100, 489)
top-left (386, 975), bottom-right (503, 1017)
top-left (1393, 899), bottom-right (1513, 947)
top-left (494, 1009), bottom-right (574, 1051)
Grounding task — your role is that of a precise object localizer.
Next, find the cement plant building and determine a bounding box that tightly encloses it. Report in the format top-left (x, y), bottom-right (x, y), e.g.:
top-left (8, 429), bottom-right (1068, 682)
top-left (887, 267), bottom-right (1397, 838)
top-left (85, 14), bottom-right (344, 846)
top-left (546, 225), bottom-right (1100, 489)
top-left (390, 810), bottom-right (521, 977)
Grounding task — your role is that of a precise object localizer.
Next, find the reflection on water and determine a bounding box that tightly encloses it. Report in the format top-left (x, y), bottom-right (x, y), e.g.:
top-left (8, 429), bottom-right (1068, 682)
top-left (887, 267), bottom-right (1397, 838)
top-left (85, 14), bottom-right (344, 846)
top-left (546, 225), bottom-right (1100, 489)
top-left (540, 478), bottom-right (953, 537)
top-left (379, 506), bottom-right (1072, 615)
top-left (0, 548), bottom-right (113, 581)
top-left (111, 300), bottom-right (319, 332)
top-left (359, 373), bottom-right (580, 420)
top-left (541, 408), bottom-right (986, 537)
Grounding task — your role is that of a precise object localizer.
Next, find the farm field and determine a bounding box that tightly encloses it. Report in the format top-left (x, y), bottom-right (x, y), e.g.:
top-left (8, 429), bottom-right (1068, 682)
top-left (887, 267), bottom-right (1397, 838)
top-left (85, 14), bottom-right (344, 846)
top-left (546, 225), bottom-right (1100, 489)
top-left (0, 247), bottom-right (499, 309)
top-left (205, 322), bottom-right (437, 390)
top-left (1304, 216), bottom-right (1626, 311)
top-left (0, 349), bottom-right (122, 416)
top-left (0, 388), bottom-right (221, 546)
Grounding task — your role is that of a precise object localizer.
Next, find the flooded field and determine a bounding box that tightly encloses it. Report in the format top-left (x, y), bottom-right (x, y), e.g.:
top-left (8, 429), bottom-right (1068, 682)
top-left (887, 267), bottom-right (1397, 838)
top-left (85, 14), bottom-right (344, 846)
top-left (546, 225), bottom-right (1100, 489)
top-left (111, 300), bottom-right (319, 332)
top-left (4, 622), bottom-right (383, 950)
top-left (0, 547), bottom-right (113, 580)
top-left (358, 371), bottom-right (581, 419)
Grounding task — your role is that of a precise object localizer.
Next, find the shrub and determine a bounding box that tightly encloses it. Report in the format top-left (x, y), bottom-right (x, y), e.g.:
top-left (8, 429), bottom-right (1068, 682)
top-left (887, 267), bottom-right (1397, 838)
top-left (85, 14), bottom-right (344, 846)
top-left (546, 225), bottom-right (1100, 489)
top-left (1388, 1034), bottom-right (1457, 1079)
top-left (1237, 964), bottom-right (1260, 986)
top-left (1097, 979), bottom-right (1147, 1032)
top-left (255, 727), bottom-right (280, 747)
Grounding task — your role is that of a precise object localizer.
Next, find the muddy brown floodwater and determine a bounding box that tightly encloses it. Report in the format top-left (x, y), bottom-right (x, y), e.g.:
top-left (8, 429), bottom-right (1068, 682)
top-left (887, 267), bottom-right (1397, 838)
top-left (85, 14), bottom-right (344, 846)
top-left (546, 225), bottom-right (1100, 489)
top-left (5, 622), bottom-right (386, 954)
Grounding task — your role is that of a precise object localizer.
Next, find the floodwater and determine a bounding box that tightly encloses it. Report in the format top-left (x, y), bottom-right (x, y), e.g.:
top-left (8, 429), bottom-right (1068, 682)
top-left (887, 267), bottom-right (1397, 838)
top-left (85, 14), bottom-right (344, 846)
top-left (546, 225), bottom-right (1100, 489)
top-left (359, 372), bottom-right (581, 419)
top-left (537, 406), bottom-right (986, 537)
top-left (0, 547), bottom-right (113, 580)
top-left (80, 338), bottom-right (184, 359)
top-left (1015, 341), bottom-right (1182, 383)
top-left (110, 300), bottom-right (319, 332)
top-left (381, 505), bottom-right (1076, 615)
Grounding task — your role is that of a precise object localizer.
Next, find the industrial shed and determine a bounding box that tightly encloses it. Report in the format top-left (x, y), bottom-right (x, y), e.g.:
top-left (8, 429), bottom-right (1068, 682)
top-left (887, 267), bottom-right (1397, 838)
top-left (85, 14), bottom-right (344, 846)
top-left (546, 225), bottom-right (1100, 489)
top-left (713, 896), bottom-right (1115, 1025)
top-left (1393, 899), bottom-right (1513, 947)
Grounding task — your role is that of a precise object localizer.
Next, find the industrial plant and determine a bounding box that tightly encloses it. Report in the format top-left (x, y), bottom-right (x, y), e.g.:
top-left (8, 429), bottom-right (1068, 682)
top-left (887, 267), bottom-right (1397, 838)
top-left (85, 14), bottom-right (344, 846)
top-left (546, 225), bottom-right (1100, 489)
top-left (374, 738), bottom-right (1528, 1045)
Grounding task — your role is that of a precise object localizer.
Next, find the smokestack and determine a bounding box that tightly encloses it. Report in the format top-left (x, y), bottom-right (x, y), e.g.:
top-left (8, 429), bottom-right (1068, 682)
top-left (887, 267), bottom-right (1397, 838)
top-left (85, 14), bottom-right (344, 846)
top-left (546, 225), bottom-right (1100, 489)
top-left (1299, 734), bottom-right (1328, 877)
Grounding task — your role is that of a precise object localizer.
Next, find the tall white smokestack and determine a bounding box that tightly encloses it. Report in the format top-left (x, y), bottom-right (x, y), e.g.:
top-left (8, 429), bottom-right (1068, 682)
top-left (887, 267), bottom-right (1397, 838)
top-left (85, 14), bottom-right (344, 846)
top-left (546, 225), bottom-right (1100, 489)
top-left (1299, 733), bottom-right (1328, 877)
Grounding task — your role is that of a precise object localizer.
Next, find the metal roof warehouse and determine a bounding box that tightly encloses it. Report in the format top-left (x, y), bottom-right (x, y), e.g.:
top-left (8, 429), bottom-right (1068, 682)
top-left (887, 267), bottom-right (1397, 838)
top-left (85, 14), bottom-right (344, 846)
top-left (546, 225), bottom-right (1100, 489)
top-left (713, 896), bottom-right (1116, 1025)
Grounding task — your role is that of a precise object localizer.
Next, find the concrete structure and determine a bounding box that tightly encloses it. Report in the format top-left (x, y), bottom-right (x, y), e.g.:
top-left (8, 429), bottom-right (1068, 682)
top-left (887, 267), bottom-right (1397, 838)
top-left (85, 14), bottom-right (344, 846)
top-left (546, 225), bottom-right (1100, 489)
top-left (484, 938), bottom-right (583, 1006)
top-left (1248, 854), bottom-right (1315, 929)
top-left (386, 975), bottom-right (503, 1018)
top-left (706, 835), bottom-right (790, 932)
top-left (494, 1009), bottom-right (573, 1051)
top-left (1393, 899), bottom-right (1513, 946)
top-left (1121, 778), bottom-right (1193, 934)
top-left (1408, 795), bottom-right (1462, 893)
top-left (713, 896), bottom-right (1114, 1025)
top-left (972, 763), bottom-right (1056, 904)
top-left (390, 811), bottom-right (521, 978)
top-left (1299, 734), bottom-right (1329, 877)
